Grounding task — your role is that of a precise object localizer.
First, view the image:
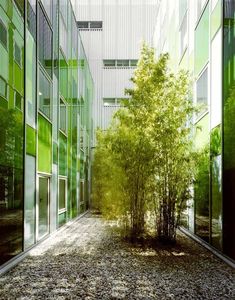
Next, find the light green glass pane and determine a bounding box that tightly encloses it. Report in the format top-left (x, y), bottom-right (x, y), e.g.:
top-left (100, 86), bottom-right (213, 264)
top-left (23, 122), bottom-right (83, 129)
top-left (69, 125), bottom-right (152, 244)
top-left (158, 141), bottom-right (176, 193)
top-left (195, 113), bottom-right (209, 150)
top-left (211, 0), bottom-right (222, 40)
top-left (58, 211), bottom-right (66, 227)
top-left (59, 132), bottom-right (67, 176)
top-left (26, 125), bottom-right (36, 156)
top-left (38, 114), bottom-right (52, 173)
top-left (195, 3), bottom-right (209, 77)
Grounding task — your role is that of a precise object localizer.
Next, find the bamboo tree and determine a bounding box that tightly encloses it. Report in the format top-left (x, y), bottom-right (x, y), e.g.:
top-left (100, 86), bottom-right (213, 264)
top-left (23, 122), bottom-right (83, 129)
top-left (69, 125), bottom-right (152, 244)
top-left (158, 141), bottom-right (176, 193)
top-left (92, 44), bottom-right (197, 242)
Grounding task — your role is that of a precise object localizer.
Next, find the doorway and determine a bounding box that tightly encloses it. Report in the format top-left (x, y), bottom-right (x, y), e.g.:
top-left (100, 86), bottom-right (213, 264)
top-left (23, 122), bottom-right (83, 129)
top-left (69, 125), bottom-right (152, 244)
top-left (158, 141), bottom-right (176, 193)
top-left (37, 176), bottom-right (50, 240)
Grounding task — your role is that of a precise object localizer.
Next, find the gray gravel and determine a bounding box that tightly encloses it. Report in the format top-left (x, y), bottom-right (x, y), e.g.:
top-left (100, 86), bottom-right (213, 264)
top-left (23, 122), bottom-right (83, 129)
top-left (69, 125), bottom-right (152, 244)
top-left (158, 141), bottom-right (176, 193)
top-left (0, 213), bottom-right (234, 300)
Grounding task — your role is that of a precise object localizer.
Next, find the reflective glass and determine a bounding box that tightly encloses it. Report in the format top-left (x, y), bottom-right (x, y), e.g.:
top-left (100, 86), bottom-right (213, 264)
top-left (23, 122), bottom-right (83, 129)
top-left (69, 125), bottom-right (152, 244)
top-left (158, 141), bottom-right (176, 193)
top-left (223, 0), bottom-right (235, 260)
top-left (0, 106), bottom-right (24, 264)
top-left (39, 4), bottom-right (52, 78)
top-left (38, 177), bottom-right (49, 239)
top-left (39, 69), bottom-right (51, 119)
top-left (60, 98), bottom-right (67, 133)
top-left (196, 68), bottom-right (208, 117)
top-left (59, 179), bottom-right (66, 211)
top-left (24, 155), bottom-right (35, 249)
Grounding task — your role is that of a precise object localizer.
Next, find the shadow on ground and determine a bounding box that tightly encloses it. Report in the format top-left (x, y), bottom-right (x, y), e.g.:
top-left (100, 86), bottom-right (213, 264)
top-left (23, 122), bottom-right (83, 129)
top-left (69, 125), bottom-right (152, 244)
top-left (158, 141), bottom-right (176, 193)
top-left (0, 213), bottom-right (234, 300)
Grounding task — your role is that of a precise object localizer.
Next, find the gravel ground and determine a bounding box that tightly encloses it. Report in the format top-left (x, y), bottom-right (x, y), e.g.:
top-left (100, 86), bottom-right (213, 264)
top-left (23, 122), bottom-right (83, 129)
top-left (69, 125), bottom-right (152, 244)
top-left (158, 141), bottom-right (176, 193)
top-left (0, 213), bottom-right (234, 300)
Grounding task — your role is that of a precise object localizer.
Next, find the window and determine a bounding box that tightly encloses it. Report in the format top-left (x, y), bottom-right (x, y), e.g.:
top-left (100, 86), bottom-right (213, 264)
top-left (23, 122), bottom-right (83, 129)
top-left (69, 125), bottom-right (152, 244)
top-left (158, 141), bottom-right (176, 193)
top-left (103, 59), bottom-right (138, 68)
top-left (103, 60), bottom-right (116, 67)
top-left (27, 0), bottom-right (36, 41)
top-left (60, 15), bottom-right (68, 57)
top-left (14, 0), bottom-right (24, 16)
top-left (77, 21), bottom-right (102, 30)
top-left (39, 4), bottom-right (52, 77)
top-left (41, 0), bottom-right (52, 22)
top-left (179, 8), bottom-right (187, 57)
top-left (197, 0), bottom-right (208, 21)
top-left (14, 42), bottom-right (22, 67)
top-left (39, 68), bottom-right (51, 119)
top-left (15, 91), bottom-right (22, 111)
top-left (103, 98), bottom-right (127, 106)
top-left (77, 21), bottom-right (89, 29)
top-left (60, 98), bottom-right (67, 133)
top-left (117, 60), bottom-right (129, 67)
top-left (0, 19), bottom-right (7, 49)
top-left (90, 21), bottom-right (102, 29)
top-left (59, 178), bottom-right (66, 212)
top-left (0, 77), bottom-right (7, 99)
top-left (60, 0), bottom-right (68, 26)
top-left (130, 60), bottom-right (138, 67)
top-left (103, 98), bottom-right (116, 106)
top-left (196, 68), bottom-right (208, 117)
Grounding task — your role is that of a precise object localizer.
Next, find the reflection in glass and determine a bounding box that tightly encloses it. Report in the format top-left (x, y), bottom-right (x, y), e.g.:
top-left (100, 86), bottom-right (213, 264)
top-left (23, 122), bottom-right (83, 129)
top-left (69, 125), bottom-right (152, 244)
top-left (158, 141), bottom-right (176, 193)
top-left (38, 177), bottom-right (49, 239)
top-left (223, 0), bottom-right (235, 260)
top-left (195, 147), bottom-right (210, 242)
top-left (39, 69), bottom-right (51, 119)
top-left (38, 4), bottom-right (52, 78)
top-left (0, 107), bottom-right (23, 264)
top-left (211, 155), bottom-right (222, 249)
top-left (24, 155), bottom-right (35, 249)
top-left (59, 178), bottom-right (66, 211)
top-left (196, 68), bottom-right (208, 117)
top-left (59, 98), bottom-right (67, 133)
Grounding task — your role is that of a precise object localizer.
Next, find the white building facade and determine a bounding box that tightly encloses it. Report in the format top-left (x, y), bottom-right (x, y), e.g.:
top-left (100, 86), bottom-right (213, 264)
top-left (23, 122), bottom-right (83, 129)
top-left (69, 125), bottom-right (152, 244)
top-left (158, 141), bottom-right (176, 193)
top-left (71, 0), bottom-right (158, 140)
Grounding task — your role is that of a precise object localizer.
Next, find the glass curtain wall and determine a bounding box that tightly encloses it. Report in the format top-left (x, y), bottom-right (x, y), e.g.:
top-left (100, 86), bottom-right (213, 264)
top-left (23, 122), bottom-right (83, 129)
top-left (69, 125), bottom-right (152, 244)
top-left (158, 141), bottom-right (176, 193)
top-left (0, 0), bottom-right (94, 268)
top-left (0, 1), bottom-right (24, 264)
top-left (223, 0), bottom-right (235, 260)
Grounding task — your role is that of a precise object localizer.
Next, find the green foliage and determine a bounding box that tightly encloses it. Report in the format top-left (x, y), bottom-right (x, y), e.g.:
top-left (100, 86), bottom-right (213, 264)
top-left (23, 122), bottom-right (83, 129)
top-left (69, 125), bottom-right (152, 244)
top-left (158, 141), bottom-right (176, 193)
top-left (92, 44), bottom-right (197, 242)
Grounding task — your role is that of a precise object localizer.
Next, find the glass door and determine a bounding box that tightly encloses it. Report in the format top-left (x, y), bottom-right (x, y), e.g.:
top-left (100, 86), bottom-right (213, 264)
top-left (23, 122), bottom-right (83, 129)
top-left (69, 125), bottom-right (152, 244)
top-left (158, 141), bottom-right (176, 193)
top-left (38, 176), bottom-right (49, 239)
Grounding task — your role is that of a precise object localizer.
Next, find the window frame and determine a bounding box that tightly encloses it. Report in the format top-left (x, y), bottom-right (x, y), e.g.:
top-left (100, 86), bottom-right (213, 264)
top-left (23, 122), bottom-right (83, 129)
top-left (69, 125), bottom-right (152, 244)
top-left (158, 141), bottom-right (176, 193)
top-left (179, 6), bottom-right (188, 59)
top-left (59, 97), bottom-right (67, 135)
top-left (58, 176), bottom-right (67, 214)
top-left (0, 76), bottom-right (8, 100)
top-left (14, 41), bottom-right (22, 68)
top-left (14, 89), bottom-right (23, 111)
top-left (0, 18), bottom-right (8, 50)
top-left (38, 67), bottom-right (52, 121)
top-left (196, 66), bottom-right (209, 121)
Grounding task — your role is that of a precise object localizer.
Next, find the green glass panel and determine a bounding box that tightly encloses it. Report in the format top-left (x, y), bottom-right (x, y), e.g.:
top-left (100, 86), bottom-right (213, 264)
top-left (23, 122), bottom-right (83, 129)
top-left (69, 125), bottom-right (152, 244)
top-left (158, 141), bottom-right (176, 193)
top-left (194, 113), bottom-right (210, 150)
top-left (211, 0), bottom-right (222, 40)
top-left (26, 125), bottom-right (36, 156)
top-left (58, 211), bottom-right (66, 227)
top-left (26, 26), bottom-right (36, 128)
top-left (223, 3), bottom-right (235, 260)
top-left (195, 3), bottom-right (209, 77)
top-left (38, 69), bottom-right (51, 119)
top-left (194, 113), bottom-right (210, 242)
top-left (59, 132), bottom-right (67, 176)
top-left (211, 155), bottom-right (222, 250)
top-left (38, 114), bottom-right (52, 173)
top-left (0, 1), bottom-right (24, 265)
top-left (53, 141), bottom-right (58, 164)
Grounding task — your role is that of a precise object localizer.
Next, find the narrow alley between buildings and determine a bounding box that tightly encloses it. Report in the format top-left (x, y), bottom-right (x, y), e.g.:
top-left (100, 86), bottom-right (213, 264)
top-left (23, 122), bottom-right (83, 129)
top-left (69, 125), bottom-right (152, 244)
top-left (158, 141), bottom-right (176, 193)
top-left (0, 213), bottom-right (234, 300)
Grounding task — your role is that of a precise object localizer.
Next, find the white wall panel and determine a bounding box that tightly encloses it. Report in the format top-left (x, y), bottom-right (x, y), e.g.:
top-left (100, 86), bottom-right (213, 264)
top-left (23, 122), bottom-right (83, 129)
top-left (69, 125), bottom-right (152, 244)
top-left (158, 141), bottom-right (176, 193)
top-left (71, 0), bottom-right (158, 139)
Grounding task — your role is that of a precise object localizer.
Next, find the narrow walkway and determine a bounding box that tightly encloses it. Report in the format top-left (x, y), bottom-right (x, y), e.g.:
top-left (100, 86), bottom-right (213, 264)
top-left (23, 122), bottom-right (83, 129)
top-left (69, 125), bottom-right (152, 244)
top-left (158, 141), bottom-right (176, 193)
top-left (0, 213), bottom-right (234, 300)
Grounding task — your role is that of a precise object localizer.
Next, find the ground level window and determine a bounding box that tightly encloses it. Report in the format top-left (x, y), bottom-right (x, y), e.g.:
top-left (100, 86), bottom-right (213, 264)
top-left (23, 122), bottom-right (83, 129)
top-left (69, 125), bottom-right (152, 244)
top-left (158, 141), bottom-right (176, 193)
top-left (59, 178), bottom-right (66, 212)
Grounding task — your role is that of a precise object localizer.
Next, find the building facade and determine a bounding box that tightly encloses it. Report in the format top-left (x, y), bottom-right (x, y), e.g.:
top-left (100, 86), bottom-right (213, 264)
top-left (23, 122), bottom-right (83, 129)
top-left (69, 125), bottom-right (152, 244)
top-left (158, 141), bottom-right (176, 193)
top-left (0, 0), bottom-right (94, 269)
top-left (154, 0), bottom-right (235, 262)
top-left (71, 0), bottom-right (158, 137)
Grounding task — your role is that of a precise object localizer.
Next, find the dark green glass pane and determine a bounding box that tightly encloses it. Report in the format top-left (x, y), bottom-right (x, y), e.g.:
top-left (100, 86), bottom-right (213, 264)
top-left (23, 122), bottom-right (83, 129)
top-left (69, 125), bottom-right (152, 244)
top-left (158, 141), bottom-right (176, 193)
top-left (223, 0), bottom-right (235, 260)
